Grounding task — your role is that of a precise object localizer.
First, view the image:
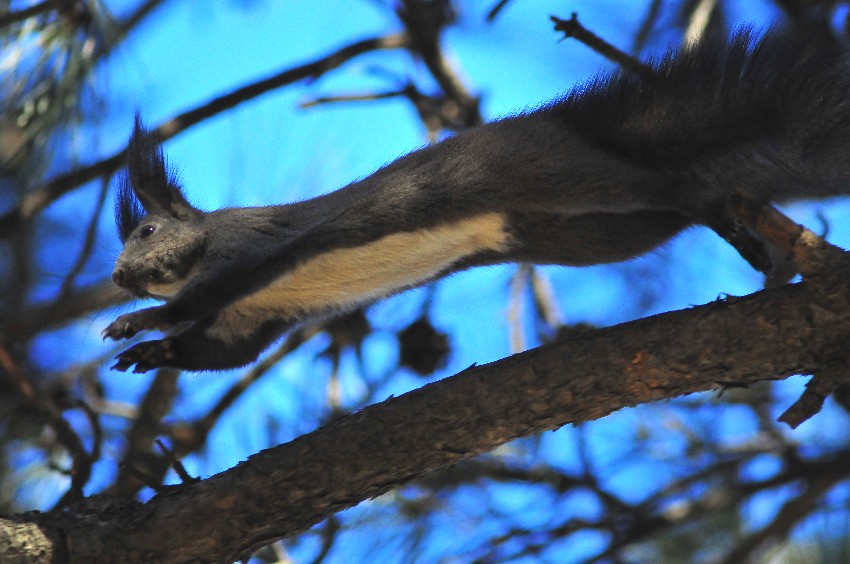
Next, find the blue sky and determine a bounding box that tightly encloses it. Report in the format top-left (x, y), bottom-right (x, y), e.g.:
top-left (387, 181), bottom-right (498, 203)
top-left (17, 0), bottom-right (850, 560)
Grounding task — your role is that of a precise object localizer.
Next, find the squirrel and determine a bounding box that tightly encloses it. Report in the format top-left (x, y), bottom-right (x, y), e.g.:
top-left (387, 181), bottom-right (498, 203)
top-left (103, 29), bottom-right (850, 373)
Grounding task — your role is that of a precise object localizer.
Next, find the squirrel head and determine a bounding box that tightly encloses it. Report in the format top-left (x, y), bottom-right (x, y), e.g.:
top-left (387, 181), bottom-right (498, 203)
top-left (111, 116), bottom-right (206, 300)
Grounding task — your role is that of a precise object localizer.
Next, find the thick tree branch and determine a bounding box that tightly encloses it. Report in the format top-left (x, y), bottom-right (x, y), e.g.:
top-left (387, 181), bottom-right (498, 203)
top-left (0, 1), bottom-right (52, 29)
top-left (4, 268), bottom-right (850, 561)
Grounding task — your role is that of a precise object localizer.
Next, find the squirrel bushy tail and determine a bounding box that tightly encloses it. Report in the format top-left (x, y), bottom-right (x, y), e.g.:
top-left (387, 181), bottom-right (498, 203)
top-left (556, 28), bottom-right (850, 207)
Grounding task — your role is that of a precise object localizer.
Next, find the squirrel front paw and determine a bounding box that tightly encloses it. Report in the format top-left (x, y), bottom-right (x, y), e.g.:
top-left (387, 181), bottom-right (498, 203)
top-left (111, 338), bottom-right (177, 373)
top-left (102, 307), bottom-right (171, 341)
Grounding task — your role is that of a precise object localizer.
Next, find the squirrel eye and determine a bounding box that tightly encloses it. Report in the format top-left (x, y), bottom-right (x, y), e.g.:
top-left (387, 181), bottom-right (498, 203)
top-left (139, 224), bottom-right (157, 238)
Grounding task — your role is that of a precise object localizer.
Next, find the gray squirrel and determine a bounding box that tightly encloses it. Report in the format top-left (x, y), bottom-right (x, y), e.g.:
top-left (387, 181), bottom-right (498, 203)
top-left (104, 29), bottom-right (850, 373)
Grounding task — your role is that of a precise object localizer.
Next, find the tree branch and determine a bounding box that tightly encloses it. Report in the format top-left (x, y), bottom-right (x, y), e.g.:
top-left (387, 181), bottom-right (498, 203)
top-left (0, 33), bottom-right (409, 240)
top-left (718, 465), bottom-right (846, 564)
top-left (0, 1), bottom-right (52, 29)
top-left (0, 279), bottom-right (126, 341)
top-left (110, 369), bottom-right (180, 497)
top-left (0, 347), bottom-right (94, 508)
top-left (5, 268), bottom-right (850, 561)
top-left (551, 12), bottom-right (653, 78)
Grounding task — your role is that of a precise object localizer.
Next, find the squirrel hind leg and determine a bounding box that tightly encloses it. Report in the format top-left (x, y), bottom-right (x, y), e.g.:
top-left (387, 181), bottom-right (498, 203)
top-left (705, 195), bottom-right (798, 287)
top-left (507, 210), bottom-right (692, 266)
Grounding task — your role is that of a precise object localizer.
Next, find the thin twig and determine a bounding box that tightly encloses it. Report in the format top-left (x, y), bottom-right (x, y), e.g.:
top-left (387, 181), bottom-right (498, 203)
top-left (550, 13), bottom-right (653, 78)
top-left (175, 329), bottom-right (313, 454)
top-left (0, 346), bottom-right (93, 507)
top-left (300, 90), bottom-right (405, 109)
top-left (55, 175), bottom-right (111, 303)
top-left (507, 264), bottom-right (531, 354)
top-left (633, 0), bottom-right (663, 53)
top-left (155, 439), bottom-right (197, 484)
top-left (717, 470), bottom-right (844, 564)
top-left (398, 1), bottom-right (481, 127)
top-left (530, 268), bottom-right (563, 330)
top-left (118, 0), bottom-right (167, 34)
top-left (1, 280), bottom-right (127, 341)
top-left (117, 463), bottom-right (169, 493)
top-left (0, 33), bottom-right (409, 239)
top-left (111, 368), bottom-right (179, 496)
top-left (74, 400), bottom-right (103, 464)
top-left (486, 0), bottom-right (512, 22)
top-left (310, 516), bottom-right (340, 564)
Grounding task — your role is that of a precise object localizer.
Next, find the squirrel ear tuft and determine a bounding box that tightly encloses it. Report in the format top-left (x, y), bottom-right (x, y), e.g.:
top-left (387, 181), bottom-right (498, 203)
top-left (115, 172), bottom-right (145, 242)
top-left (126, 114), bottom-right (202, 221)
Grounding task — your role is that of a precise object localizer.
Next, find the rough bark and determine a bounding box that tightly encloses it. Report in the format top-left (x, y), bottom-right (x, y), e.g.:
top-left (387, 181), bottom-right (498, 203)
top-left (2, 272), bottom-right (848, 562)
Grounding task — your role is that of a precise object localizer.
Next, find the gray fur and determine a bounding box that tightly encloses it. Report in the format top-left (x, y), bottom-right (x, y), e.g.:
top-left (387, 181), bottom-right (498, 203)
top-left (104, 29), bottom-right (850, 372)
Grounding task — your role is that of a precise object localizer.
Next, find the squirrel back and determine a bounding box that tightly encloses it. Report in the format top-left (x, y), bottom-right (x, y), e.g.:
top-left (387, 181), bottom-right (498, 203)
top-left (104, 28), bottom-right (850, 372)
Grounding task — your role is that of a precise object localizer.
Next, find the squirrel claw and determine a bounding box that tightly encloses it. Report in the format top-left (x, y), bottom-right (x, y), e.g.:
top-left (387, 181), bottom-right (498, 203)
top-left (103, 307), bottom-right (170, 341)
top-left (111, 358), bottom-right (132, 372)
top-left (103, 316), bottom-right (140, 341)
top-left (111, 338), bottom-right (176, 373)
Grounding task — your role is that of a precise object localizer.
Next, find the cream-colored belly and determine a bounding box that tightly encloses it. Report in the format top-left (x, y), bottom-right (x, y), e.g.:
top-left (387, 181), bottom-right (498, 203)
top-left (236, 212), bottom-right (509, 318)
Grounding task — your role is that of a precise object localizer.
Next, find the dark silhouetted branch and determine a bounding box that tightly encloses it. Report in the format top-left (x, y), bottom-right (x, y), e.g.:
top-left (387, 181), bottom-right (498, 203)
top-left (0, 33), bottom-right (409, 240)
top-left (551, 12), bottom-right (652, 78)
top-left (7, 267), bottom-right (850, 560)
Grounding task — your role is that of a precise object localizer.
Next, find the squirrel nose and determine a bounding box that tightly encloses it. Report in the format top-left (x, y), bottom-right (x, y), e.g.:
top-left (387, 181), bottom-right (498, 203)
top-left (112, 268), bottom-right (125, 286)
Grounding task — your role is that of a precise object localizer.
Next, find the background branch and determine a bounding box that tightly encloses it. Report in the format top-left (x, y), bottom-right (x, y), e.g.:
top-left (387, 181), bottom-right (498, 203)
top-left (0, 32), bottom-right (410, 240)
top-left (8, 270), bottom-right (850, 560)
